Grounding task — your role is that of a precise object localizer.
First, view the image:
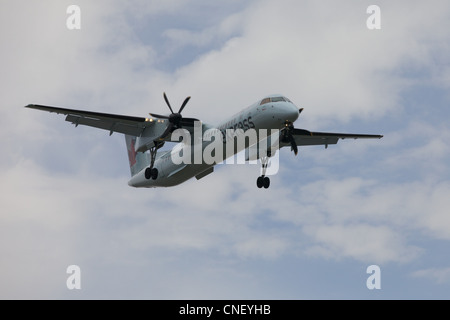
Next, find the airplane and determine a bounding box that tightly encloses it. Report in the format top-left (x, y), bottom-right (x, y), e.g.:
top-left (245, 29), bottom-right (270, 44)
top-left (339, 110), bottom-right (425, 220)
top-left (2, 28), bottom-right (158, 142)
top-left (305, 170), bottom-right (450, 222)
top-left (26, 93), bottom-right (383, 189)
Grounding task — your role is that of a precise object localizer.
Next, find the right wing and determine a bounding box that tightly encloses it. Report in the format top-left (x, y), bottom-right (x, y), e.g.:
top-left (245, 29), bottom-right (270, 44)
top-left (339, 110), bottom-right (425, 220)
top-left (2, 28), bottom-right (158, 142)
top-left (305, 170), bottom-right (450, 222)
top-left (282, 128), bottom-right (383, 149)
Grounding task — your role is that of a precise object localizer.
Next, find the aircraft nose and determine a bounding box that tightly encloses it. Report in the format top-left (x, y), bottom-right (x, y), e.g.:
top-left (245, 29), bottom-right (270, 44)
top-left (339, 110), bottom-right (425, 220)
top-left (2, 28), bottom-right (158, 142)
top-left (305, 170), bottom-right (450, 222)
top-left (282, 103), bottom-right (300, 123)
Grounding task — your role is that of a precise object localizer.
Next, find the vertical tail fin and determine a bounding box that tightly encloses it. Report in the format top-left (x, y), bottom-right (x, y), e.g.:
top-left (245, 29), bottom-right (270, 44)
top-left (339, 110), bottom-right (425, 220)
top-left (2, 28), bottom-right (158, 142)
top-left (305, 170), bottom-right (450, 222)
top-left (125, 135), bottom-right (150, 177)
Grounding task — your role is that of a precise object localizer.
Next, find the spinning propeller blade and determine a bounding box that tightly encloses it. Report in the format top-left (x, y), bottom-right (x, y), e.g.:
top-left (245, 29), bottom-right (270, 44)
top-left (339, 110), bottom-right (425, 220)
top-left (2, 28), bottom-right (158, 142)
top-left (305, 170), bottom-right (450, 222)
top-left (152, 92), bottom-right (192, 141)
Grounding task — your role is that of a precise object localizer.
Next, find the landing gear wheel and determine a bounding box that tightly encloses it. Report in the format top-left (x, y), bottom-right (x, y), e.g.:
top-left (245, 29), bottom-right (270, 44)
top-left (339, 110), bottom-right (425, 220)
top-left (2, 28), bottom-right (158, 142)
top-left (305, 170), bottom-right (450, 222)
top-left (151, 168), bottom-right (158, 180)
top-left (145, 167), bottom-right (152, 180)
top-left (145, 167), bottom-right (159, 180)
top-left (257, 176), bottom-right (264, 189)
top-left (263, 176), bottom-right (270, 189)
top-left (257, 155), bottom-right (271, 189)
top-left (257, 176), bottom-right (270, 189)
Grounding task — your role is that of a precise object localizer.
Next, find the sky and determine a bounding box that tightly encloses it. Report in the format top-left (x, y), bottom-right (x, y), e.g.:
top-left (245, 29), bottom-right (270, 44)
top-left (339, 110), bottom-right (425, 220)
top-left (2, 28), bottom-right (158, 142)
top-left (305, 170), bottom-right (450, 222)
top-left (1, 0), bottom-right (450, 300)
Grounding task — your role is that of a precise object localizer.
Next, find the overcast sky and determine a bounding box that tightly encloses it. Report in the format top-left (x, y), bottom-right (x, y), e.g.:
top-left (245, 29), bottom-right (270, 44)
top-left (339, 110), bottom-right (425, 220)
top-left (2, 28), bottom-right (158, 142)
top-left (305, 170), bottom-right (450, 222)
top-left (1, 0), bottom-right (450, 299)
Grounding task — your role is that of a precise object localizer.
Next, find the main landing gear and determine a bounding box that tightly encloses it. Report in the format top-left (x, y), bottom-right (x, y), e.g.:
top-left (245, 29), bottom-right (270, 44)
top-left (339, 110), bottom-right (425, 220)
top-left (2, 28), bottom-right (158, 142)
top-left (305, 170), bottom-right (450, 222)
top-left (257, 121), bottom-right (299, 189)
top-left (145, 167), bottom-right (158, 180)
top-left (257, 176), bottom-right (270, 189)
top-left (145, 142), bottom-right (163, 180)
top-left (256, 155), bottom-right (271, 189)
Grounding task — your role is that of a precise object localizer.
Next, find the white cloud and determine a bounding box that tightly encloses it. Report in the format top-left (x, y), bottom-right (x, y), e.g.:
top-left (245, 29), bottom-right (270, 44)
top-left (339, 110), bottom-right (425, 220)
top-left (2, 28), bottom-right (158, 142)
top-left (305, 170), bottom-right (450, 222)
top-left (165, 0), bottom-right (450, 125)
top-left (382, 122), bottom-right (450, 180)
top-left (162, 11), bottom-right (244, 49)
top-left (411, 267), bottom-right (450, 285)
top-left (304, 224), bottom-right (421, 263)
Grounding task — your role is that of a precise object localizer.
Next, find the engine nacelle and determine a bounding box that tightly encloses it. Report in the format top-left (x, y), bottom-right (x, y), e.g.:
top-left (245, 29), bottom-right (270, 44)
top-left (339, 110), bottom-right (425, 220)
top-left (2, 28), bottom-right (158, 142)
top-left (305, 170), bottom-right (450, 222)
top-left (135, 123), bottom-right (168, 152)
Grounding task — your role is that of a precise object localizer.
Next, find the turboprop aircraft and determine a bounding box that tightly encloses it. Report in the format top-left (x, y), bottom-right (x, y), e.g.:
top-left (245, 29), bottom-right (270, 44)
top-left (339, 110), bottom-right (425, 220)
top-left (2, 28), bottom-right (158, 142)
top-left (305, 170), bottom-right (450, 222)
top-left (26, 93), bottom-right (382, 189)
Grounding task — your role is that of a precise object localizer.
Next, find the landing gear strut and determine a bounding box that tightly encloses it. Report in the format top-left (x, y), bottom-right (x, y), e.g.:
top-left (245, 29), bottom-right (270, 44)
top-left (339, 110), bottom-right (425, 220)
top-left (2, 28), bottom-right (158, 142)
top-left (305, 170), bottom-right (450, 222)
top-left (256, 156), bottom-right (271, 189)
top-left (145, 142), bottom-right (163, 180)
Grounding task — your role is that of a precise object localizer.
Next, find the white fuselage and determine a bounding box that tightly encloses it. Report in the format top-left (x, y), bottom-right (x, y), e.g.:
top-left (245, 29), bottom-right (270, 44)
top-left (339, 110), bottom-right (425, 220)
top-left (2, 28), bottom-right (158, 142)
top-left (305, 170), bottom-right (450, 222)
top-left (128, 96), bottom-right (299, 188)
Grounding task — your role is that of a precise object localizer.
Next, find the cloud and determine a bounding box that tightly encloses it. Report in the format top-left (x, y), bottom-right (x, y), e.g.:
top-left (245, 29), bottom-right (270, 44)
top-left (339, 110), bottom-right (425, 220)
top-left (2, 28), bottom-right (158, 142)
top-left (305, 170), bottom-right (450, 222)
top-left (266, 171), bottom-right (450, 264)
top-left (162, 11), bottom-right (244, 49)
top-left (411, 267), bottom-right (450, 285)
top-left (164, 0), bottom-right (450, 126)
top-left (382, 122), bottom-right (450, 181)
top-left (304, 224), bottom-right (420, 263)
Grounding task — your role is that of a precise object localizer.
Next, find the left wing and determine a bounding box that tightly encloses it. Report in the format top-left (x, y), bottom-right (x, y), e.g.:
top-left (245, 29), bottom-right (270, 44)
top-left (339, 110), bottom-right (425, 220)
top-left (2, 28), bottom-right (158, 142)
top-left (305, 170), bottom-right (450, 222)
top-left (26, 104), bottom-right (153, 136)
top-left (282, 128), bottom-right (383, 149)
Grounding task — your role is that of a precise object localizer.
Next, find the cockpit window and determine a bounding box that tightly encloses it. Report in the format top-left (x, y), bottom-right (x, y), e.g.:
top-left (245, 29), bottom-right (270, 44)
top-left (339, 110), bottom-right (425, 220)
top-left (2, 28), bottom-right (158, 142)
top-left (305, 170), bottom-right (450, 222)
top-left (260, 96), bottom-right (292, 105)
top-left (260, 98), bottom-right (271, 105)
top-left (271, 97), bottom-right (285, 102)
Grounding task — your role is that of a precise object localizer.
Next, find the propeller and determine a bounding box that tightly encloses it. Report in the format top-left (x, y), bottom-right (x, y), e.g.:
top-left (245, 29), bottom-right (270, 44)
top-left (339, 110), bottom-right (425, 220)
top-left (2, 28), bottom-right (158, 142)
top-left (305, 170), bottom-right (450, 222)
top-left (282, 121), bottom-right (298, 156)
top-left (150, 92), bottom-right (192, 141)
top-left (281, 109), bottom-right (304, 156)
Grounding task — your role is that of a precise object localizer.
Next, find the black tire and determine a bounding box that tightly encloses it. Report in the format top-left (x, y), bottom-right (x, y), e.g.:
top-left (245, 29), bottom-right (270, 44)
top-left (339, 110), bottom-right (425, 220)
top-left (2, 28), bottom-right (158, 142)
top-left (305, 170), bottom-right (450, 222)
top-left (263, 176), bottom-right (270, 189)
top-left (145, 168), bottom-right (152, 180)
top-left (151, 168), bottom-right (159, 180)
top-left (257, 176), bottom-right (264, 188)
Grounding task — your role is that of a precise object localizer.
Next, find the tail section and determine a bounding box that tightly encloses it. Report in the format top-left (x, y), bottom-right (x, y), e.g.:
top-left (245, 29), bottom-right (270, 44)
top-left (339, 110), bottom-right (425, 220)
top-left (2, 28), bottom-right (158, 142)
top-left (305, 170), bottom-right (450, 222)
top-left (125, 135), bottom-right (150, 177)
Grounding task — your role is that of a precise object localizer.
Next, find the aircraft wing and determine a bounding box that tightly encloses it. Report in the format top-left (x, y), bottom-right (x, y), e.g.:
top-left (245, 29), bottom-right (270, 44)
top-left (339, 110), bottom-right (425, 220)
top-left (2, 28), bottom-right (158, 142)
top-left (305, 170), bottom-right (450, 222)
top-left (282, 128), bottom-right (383, 149)
top-left (26, 104), bottom-right (153, 136)
top-left (25, 104), bottom-right (200, 140)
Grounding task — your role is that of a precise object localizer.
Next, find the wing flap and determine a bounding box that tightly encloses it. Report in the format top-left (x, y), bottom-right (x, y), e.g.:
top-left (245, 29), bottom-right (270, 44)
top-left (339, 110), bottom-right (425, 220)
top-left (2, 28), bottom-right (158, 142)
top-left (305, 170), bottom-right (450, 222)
top-left (195, 167), bottom-right (214, 180)
top-left (294, 135), bottom-right (340, 146)
top-left (65, 115), bottom-right (144, 136)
